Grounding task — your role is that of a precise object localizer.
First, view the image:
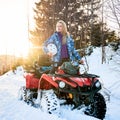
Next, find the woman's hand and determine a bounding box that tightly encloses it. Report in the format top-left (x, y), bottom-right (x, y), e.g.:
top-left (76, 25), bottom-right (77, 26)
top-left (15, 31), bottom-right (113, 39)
top-left (47, 52), bottom-right (54, 57)
top-left (79, 59), bottom-right (84, 64)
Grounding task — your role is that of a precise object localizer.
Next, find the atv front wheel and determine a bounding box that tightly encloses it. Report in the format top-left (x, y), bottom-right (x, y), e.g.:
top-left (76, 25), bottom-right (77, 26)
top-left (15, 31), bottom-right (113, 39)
top-left (40, 89), bottom-right (60, 115)
top-left (85, 93), bottom-right (106, 120)
top-left (18, 86), bottom-right (27, 101)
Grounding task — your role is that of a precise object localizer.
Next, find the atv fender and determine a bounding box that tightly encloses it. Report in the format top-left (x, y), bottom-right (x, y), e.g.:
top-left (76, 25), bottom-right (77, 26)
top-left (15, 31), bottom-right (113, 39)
top-left (55, 77), bottom-right (77, 88)
top-left (39, 74), bottom-right (58, 90)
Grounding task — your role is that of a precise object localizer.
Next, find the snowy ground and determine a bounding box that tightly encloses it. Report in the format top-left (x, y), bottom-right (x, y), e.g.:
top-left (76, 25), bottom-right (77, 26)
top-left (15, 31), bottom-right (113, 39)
top-left (0, 46), bottom-right (120, 120)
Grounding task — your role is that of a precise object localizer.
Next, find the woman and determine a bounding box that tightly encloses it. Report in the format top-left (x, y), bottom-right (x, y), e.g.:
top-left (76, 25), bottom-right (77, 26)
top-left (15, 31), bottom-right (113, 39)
top-left (43, 20), bottom-right (83, 67)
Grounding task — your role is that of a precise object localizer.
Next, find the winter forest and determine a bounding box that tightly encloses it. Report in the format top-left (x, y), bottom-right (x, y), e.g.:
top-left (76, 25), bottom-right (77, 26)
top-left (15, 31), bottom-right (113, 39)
top-left (27, 0), bottom-right (120, 66)
top-left (0, 0), bottom-right (120, 120)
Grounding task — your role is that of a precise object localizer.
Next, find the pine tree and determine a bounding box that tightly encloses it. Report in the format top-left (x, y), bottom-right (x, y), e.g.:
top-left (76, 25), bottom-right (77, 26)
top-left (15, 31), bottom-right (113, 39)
top-left (30, 0), bottom-right (101, 49)
top-left (30, 0), bottom-right (55, 46)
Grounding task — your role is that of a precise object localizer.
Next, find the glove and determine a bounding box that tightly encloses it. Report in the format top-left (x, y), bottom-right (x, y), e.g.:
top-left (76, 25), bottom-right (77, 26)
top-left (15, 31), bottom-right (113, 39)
top-left (79, 59), bottom-right (84, 64)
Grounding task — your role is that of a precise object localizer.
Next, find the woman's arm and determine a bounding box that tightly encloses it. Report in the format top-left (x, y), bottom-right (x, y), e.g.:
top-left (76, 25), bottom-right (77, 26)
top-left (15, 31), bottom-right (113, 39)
top-left (67, 36), bottom-right (81, 61)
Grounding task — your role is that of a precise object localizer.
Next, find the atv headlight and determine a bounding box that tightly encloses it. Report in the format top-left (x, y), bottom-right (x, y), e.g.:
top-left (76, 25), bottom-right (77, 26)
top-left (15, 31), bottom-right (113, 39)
top-left (59, 81), bottom-right (65, 88)
top-left (95, 81), bottom-right (101, 88)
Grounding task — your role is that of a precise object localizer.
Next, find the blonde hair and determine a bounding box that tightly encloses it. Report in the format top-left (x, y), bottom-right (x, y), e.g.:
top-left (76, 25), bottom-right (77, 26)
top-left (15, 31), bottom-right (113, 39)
top-left (56, 20), bottom-right (70, 44)
top-left (56, 20), bottom-right (68, 36)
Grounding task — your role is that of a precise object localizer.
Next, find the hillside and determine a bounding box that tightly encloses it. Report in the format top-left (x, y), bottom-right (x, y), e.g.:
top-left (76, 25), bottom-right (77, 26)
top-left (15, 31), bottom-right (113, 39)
top-left (0, 45), bottom-right (120, 120)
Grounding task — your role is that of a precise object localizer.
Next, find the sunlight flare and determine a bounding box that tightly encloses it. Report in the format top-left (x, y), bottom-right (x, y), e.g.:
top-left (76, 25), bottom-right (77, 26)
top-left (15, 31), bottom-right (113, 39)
top-left (0, 0), bottom-right (35, 57)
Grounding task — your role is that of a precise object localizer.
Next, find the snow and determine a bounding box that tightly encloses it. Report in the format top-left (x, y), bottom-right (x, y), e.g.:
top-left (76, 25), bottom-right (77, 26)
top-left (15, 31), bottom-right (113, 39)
top-left (0, 46), bottom-right (120, 120)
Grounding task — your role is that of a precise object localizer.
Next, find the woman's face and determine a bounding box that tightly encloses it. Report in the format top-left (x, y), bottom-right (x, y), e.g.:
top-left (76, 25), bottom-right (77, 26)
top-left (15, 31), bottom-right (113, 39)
top-left (56, 23), bottom-right (63, 33)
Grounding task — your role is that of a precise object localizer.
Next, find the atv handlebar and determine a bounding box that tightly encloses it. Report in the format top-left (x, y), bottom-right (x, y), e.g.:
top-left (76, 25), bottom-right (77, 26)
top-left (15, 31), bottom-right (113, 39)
top-left (33, 60), bottom-right (88, 75)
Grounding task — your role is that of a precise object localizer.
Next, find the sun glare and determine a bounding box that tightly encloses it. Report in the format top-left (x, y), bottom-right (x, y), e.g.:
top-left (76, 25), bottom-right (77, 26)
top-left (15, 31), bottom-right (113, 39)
top-left (0, 0), bottom-right (35, 58)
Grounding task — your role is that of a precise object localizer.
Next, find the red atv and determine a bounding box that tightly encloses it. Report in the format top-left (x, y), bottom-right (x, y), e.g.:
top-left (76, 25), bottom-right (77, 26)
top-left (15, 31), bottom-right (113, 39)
top-left (18, 62), bottom-right (106, 120)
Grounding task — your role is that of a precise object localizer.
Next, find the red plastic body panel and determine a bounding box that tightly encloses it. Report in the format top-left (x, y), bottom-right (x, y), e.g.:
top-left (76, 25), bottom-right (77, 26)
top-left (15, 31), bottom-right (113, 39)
top-left (25, 72), bottom-right (98, 90)
top-left (39, 74), bottom-right (58, 90)
top-left (25, 74), bottom-right (40, 89)
top-left (70, 77), bottom-right (92, 87)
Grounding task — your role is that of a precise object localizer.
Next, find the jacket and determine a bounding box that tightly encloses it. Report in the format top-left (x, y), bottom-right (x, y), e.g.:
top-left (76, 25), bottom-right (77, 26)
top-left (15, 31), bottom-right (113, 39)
top-left (43, 32), bottom-right (81, 62)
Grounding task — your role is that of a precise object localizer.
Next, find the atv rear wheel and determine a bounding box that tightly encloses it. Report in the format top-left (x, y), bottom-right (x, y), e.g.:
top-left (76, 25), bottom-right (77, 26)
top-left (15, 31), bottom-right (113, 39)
top-left (85, 93), bottom-right (106, 119)
top-left (40, 89), bottom-right (60, 115)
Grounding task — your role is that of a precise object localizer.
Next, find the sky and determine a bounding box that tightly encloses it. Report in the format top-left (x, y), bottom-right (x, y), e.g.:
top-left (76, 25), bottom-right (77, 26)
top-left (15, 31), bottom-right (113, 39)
top-left (0, 45), bottom-right (120, 120)
top-left (0, 0), bottom-right (35, 57)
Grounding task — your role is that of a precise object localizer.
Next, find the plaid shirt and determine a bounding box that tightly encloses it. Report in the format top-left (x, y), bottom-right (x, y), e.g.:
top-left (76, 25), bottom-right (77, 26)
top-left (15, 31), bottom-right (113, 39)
top-left (43, 32), bottom-right (81, 62)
